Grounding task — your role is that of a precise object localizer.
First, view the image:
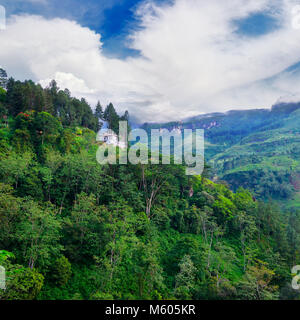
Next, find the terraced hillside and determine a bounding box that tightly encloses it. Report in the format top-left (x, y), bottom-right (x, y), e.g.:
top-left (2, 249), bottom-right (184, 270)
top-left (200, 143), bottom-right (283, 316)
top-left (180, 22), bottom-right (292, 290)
top-left (210, 106), bottom-right (300, 207)
top-left (142, 102), bottom-right (300, 208)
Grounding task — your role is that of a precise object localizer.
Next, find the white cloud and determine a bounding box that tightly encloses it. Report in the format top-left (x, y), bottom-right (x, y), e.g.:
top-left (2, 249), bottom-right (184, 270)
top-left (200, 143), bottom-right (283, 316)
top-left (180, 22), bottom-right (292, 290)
top-left (1, 0), bottom-right (300, 122)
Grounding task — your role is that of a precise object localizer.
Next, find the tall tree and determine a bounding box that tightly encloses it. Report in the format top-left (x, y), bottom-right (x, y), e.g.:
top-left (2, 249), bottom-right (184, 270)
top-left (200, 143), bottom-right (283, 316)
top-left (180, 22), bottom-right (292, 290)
top-left (103, 103), bottom-right (120, 133)
top-left (95, 101), bottom-right (104, 120)
top-left (0, 68), bottom-right (8, 89)
top-left (174, 255), bottom-right (196, 299)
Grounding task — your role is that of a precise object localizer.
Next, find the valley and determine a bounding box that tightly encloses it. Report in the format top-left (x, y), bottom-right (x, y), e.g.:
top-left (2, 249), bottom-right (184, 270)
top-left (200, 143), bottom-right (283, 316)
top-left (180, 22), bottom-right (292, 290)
top-left (142, 102), bottom-right (300, 209)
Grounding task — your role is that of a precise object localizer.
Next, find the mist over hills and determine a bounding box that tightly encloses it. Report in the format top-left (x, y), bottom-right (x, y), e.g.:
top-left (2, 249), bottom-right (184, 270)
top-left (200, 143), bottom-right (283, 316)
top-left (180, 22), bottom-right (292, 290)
top-left (141, 101), bottom-right (300, 209)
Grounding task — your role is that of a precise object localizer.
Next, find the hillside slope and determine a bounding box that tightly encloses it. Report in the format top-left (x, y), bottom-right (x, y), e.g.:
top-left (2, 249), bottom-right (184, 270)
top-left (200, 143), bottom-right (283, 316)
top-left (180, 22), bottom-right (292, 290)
top-left (142, 102), bottom-right (300, 208)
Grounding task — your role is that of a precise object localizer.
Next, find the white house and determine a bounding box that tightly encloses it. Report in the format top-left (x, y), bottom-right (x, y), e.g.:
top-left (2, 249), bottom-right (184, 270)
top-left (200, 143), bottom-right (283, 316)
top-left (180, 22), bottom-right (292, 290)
top-left (98, 121), bottom-right (127, 149)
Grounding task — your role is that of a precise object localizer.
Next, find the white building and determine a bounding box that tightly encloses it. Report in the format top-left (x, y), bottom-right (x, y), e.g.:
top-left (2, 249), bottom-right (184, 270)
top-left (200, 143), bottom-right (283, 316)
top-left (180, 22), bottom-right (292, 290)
top-left (98, 121), bottom-right (127, 149)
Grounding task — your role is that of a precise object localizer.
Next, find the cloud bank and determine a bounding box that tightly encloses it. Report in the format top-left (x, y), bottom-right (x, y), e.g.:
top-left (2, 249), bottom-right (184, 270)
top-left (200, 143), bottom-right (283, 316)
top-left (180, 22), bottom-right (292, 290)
top-left (1, 0), bottom-right (300, 122)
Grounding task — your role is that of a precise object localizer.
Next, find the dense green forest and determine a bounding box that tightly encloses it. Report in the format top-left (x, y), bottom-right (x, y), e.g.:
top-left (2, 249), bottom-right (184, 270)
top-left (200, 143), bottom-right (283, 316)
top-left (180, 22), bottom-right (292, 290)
top-left (0, 70), bottom-right (300, 300)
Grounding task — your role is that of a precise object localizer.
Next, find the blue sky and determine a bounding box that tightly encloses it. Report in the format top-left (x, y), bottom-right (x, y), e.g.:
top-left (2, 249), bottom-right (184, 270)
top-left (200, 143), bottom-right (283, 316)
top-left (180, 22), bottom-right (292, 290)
top-left (0, 0), bottom-right (172, 57)
top-left (234, 12), bottom-right (281, 36)
top-left (1, 0), bottom-right (300, 121)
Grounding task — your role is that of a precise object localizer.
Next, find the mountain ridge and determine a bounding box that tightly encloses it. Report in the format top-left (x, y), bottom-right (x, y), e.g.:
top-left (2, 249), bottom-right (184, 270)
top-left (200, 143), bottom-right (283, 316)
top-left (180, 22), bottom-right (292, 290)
top-left (140, 101), bottom-right (300, 208)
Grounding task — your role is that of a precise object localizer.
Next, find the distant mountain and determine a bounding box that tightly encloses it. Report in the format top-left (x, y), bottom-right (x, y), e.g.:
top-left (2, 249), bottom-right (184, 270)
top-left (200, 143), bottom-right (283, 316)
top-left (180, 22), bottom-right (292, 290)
top-left (141, 101), bottom-right (300, 209)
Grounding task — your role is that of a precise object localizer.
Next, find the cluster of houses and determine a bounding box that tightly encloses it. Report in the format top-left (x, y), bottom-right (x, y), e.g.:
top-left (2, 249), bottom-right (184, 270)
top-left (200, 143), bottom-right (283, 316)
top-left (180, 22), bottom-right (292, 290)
top-left (202, 121), bottom-right (219, 130)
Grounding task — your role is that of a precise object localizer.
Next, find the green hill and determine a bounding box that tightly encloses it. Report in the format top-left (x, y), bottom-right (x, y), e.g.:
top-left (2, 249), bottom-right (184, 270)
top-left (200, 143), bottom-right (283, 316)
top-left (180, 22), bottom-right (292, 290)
top-left (142, 102), bottom-right (300, 209)
top-left (209, 104), bottom-right (300, 207)
top-left (1, 73), bottom-right (300, 300)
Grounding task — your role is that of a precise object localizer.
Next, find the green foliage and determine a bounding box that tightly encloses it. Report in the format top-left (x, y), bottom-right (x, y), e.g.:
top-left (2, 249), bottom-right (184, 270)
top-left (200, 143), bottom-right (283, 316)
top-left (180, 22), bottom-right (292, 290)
top-left (14, 200), bottom-right (63, 271)
top-left (0, 68), bottom-right (8, 89)
top-left (174, 255), bottom-right (196, 299)
top-left (5, 78), bottom-right (99, 131)
top-left (236, 260), bottom-right (278, 300)
top-left (95, 101), bottom-right (104, 121)
top-left (3, 268), bottom-right (44, 300)
top-left (0, 250), bottom-right (44, 300)
top-left (103, 103), bottom-right (121, 133)
top-left (51, 256), bottom-right (72, 286)
top-left (144, 103), bottom-right (300, 207)
top-left (0, 74), bottom-right (298, 301)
